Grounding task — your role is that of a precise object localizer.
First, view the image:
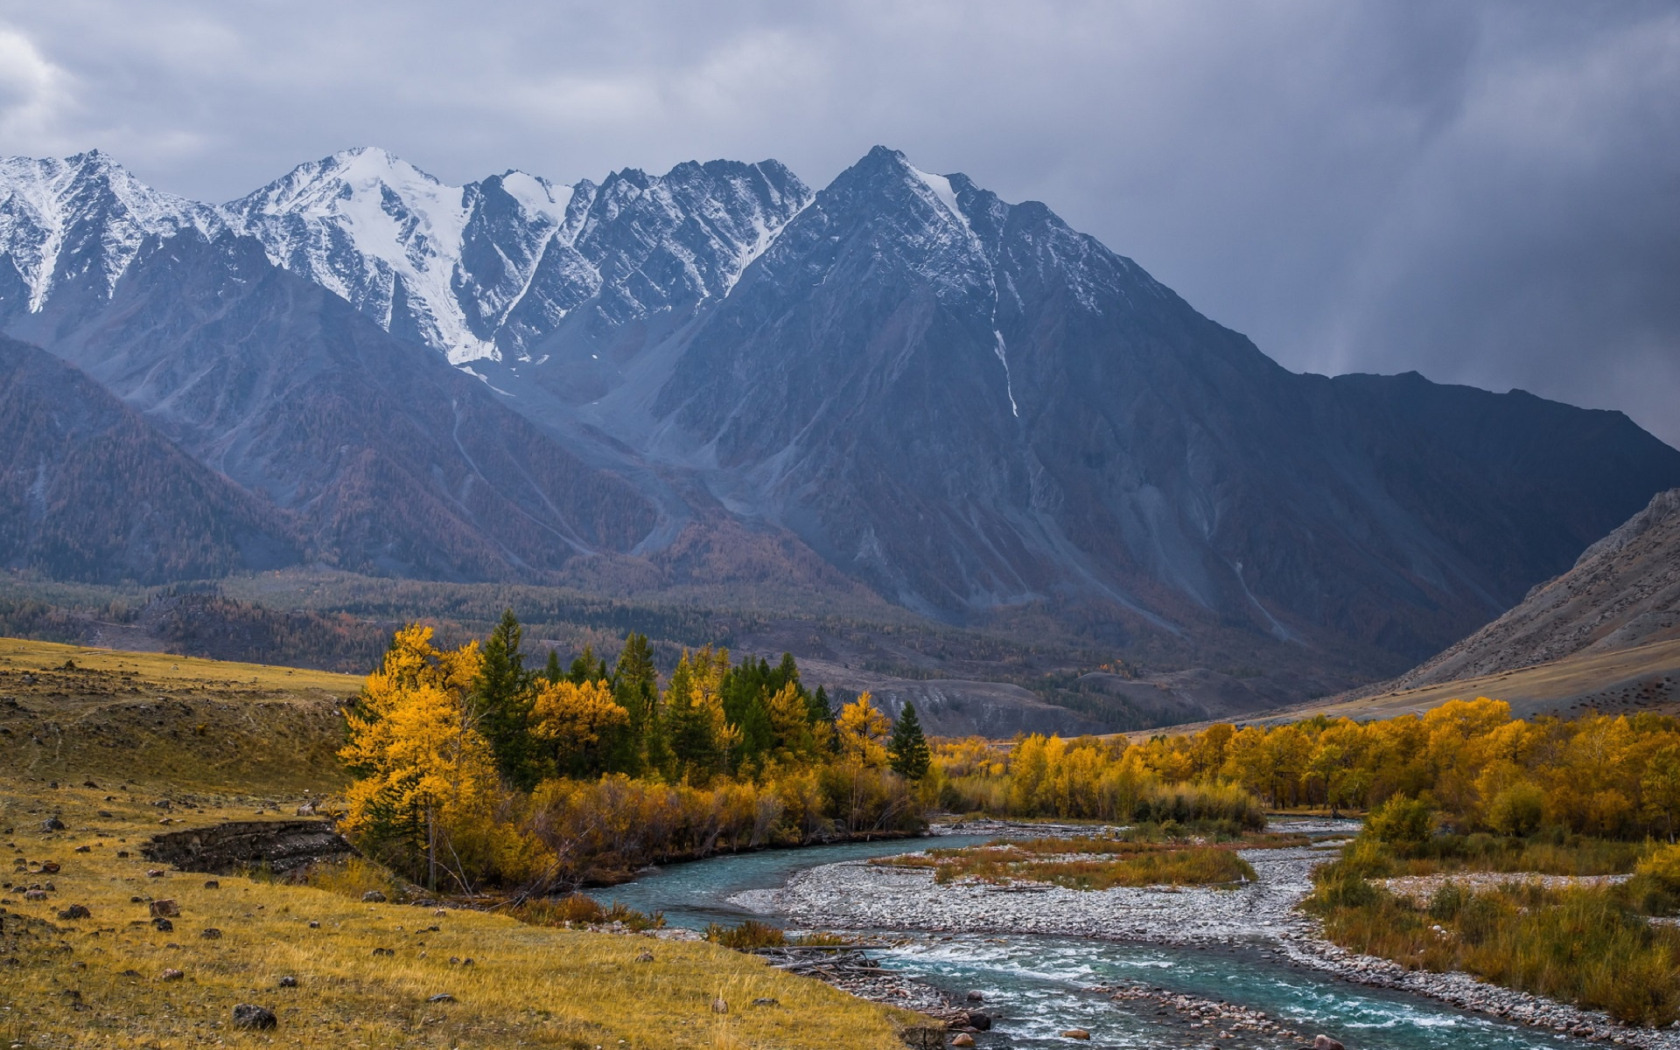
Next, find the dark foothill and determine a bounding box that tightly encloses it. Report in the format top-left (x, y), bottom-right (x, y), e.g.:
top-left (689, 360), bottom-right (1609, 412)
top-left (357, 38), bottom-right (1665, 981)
top-left (232, 1003), bottom-right (277, 1030)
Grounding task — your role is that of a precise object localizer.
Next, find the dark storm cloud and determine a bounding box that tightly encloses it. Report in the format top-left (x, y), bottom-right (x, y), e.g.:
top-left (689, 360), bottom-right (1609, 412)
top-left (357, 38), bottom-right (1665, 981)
top-left (0, 0), bottom-right (1675, 444)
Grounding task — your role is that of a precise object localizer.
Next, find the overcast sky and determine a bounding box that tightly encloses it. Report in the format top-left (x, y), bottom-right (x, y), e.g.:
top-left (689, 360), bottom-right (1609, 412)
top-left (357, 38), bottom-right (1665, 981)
top-left (2, 0), bottom-right (1677, 446)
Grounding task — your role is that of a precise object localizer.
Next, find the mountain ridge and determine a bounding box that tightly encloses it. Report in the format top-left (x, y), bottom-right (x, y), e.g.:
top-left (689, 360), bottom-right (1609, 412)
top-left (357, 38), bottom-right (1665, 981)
top-left (3, 144), bottom-right (1678, 693)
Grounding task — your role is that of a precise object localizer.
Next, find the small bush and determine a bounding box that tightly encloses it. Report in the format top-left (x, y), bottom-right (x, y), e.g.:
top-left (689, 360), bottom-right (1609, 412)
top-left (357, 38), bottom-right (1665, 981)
top-left (511, 894), bottom-right (663, 931)
top-left (706, 920), bottom-right (788, 950)
top-left (1368, 795), bottom-right (1434, 844)
top-left (304, 857), bottom-right (408, 902)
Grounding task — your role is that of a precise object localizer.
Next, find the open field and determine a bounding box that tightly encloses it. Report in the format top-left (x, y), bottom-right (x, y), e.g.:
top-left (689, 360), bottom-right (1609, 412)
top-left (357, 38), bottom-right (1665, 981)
top-left (0, 638), bottom-right (924, 1049)
top-left (0, 637), bottom-right (359, 792)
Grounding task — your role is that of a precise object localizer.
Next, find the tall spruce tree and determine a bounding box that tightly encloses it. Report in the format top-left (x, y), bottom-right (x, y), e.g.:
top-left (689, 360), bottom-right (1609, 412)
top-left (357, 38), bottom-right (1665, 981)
top-left (473, 609), bottom-right (538, 790)
top-left (888, 702), bottom-right (931, 780)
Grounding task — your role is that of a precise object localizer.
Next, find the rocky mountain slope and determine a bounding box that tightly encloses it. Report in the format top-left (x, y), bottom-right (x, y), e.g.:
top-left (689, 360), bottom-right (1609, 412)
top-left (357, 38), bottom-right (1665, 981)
top-left (3, 146), bottom-right (1678, 685)
top-left (1381, 487), bottom-right (1680, 689)
top-left (0, 336), bottom-right (301, 582)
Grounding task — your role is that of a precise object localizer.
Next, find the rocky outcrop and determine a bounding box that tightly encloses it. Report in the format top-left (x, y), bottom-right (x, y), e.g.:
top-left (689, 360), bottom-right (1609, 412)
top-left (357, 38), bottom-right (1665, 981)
top-left (141, 820), bottom-right (357, 875)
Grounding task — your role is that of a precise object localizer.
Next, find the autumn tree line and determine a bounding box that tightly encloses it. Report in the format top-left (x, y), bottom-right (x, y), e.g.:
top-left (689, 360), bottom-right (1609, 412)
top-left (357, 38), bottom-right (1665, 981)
top-left (942, 698), bottom-right (1680, 842)
top-left (339, 609), bottom-right (1679, 894)
top-left (341, 613), bottom-right (933, 891)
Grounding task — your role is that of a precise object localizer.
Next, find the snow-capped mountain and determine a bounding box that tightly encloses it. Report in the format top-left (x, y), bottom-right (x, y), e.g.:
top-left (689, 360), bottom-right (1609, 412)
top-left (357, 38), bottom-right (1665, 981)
top-left (219, 148), bottom-right (811, 364)
top-left (0, 151), bottom-right (216, 319)
top-left (2, 144), bottom-right (1678, 681)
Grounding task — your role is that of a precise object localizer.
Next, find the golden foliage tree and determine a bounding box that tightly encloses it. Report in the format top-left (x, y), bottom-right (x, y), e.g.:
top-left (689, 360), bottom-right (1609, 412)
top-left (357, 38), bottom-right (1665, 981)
top-left (836, 692), bottom-right (890, 768)
top-left (532, 678), bottom-right (630, 777)
top-left (340, 624), bottom-right (501, 890)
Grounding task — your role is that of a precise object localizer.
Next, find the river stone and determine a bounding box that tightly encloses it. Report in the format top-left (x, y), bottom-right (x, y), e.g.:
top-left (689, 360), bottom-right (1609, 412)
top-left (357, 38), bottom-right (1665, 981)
top-left (967, 1011), bottom-right (992, 1031)
top-left (232, 1003), bottom-right (277, 1030)
top-left (1062, 1030), bottom-right (1091, 1040)
top-left (951, 1036), bottom-right (976, 1048)
top-left (1313, 1036), bottom-right (1345, 1050)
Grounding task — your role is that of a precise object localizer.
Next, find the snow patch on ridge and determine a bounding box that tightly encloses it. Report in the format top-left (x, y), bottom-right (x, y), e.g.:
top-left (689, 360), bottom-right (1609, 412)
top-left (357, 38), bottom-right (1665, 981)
top-left (0, 151), bottom-right (216, 311)
top-left (498, 170), bottom-right (573, 227)
top-left (224, 147), bottom-right (500, 363)
top-left (909, 165), bottom-right (973, 238)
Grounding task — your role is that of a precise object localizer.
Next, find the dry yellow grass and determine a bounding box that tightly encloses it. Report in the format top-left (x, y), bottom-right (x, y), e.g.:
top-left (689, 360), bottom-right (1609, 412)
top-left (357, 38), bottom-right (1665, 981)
top-left (0, 636), bottom-right (357, 792)
top-left (0, 636), bottom-right (363, 695)
top-left (0, 786), bottom-right (919, 1049)
top-left (0, 637), bottom-right (923, 1048)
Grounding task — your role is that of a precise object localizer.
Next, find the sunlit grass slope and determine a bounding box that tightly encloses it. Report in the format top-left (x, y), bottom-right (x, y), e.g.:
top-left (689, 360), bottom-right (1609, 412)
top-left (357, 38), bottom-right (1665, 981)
top-left (0, 638), bottom-right (921, 1049)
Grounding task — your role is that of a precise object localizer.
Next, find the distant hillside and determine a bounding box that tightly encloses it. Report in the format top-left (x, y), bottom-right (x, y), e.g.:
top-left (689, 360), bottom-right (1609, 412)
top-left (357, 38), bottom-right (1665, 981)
top-left (0, 337), bottom-right (303, 582)
top-left (1381, 487), bottom-right (1680, 691)
top-left (1155, 490), bottom-right (1680, 732)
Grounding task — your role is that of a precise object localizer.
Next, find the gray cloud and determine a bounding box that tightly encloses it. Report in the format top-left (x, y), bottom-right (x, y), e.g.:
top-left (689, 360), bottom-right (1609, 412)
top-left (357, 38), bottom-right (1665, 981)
top-left (1, 0), bottom-right (1676, 445)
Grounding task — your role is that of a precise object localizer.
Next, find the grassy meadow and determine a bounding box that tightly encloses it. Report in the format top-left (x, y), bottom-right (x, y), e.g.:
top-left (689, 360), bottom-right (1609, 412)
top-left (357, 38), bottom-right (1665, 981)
top-left (0, 638), bottom-right (925, 1050)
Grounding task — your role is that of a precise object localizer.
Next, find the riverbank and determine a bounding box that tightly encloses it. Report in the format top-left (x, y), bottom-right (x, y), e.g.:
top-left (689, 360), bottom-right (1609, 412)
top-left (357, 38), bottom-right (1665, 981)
top-left (754, 822), bottom-right (1680, 1048)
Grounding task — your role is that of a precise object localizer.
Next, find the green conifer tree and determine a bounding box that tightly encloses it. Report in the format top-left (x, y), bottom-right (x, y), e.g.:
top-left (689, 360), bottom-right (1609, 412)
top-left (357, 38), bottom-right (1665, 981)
top-left (473, 609), bottom-right (538, 790)
top-left (888, 702), bottom-right (931, 780)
